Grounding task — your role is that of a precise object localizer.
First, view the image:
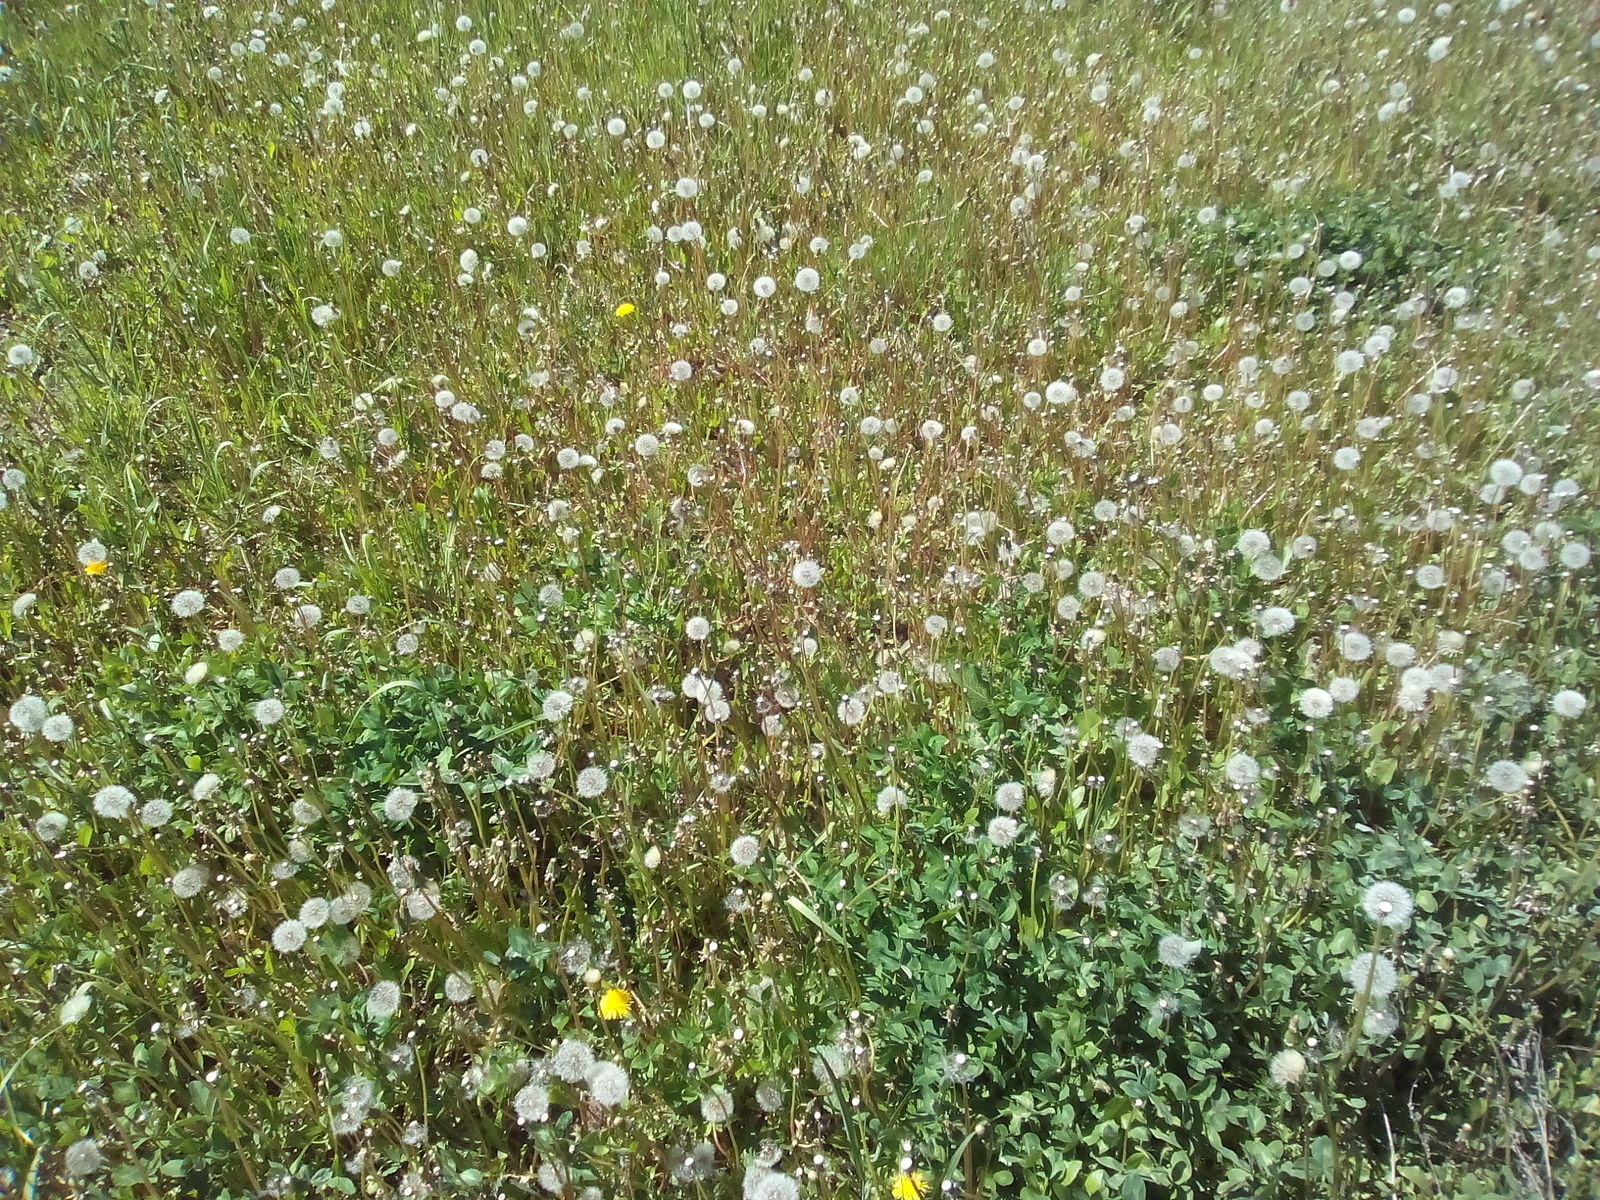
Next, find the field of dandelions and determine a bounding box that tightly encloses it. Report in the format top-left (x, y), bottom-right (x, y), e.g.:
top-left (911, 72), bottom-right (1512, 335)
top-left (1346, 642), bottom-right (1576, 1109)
top-left (2, 0), bottom-right (1599, 1196)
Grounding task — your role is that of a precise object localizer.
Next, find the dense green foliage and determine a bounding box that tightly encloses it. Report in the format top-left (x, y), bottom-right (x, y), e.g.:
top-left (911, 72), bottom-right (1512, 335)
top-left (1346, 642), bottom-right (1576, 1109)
top-left (1, 0), bottom-right (1598, 1198)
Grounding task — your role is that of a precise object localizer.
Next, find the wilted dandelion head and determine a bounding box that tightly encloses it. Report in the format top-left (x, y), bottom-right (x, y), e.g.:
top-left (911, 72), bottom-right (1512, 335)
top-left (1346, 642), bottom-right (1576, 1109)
top-left (1157, 933), bottom-right (1203, 969)
top-left (1363, 1005), bottom-right (1400, 1040)
top-left (1148, 991), bottom-right (1181, 1022)
top-left (670, 1141), bottom-right (718, 1184)
top-left (58, 988), bottom-right (93, 1026)
top-left (811, 1043), bottom-right (851, 1087)
top-left (754, 1078), bottom-right (784, 1112)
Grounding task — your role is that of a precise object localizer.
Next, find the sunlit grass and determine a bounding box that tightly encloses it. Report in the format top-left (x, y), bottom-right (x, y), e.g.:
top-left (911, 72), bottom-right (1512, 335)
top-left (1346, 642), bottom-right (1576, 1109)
top-left (1, 1), bottom-right (1597, 1197)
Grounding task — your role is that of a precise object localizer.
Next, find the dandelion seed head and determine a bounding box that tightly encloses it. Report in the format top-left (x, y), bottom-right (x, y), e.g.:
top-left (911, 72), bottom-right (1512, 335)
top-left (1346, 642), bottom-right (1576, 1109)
top-left (253, 698), bottom-right (286, 725)
top-left (64, 1138), bottom-right (104, 1177)
top-left (987, 815), bottom-right (1019, 847)
top-left (383, 787), bottom-right (418, 823)
top-left (93, 785), bottom-right (135, 819)
top-left (8, 694), bottom-right (48, 733)
top-left (1484, 759), bottom-right (1529, 793)
top-left (587, 1061), bottom-right (630, 1107)
top-left (367, 980), bottom-right (402, 1020)
top-left (1269, 1048), bottom-right (1307, 1086)
top-left (1550, 689), bottom-right (1587, 718)
top-left (271, 919), bottom-right (308, 953)
top-left (1362, 881), bottom-right (1414, 928)
top-left (1345, 951), bottom-right (1398, 997)
top-left (1157, 934), bottom-right (1203, 969)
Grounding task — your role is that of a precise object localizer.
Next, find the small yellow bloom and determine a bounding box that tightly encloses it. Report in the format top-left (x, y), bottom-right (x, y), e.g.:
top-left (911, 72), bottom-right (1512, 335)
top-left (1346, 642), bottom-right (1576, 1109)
top-left (598, 986), bottom-right (633, 1020)
top-left (891, 1171), bottom-right (929, 1200)
top-left (613, 302), bottom-right (636, 318)
top-left (84, 560), bottom-right (108, 575)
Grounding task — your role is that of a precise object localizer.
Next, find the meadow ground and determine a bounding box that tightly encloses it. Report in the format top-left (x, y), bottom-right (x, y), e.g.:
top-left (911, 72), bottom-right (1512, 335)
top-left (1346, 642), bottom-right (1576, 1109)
top-left (1, 0), bottom-right (1598, 1197)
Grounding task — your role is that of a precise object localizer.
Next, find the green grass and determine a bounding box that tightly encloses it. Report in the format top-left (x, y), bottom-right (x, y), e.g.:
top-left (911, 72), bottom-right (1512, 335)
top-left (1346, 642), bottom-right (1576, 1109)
top-left (1, 0), bottom-right (1598, 1197)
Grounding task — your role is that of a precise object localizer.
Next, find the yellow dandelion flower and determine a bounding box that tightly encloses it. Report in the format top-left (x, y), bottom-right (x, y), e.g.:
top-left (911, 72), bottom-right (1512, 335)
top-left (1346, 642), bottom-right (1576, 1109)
top-left (891, 1171), bottom-right (929, 1200)
top-left (598, 987), bottom-right (633, 1020)
top-left (613, 302), bottom-right (636, 318)
top-left (84, 559), bottom-right (108, 575)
